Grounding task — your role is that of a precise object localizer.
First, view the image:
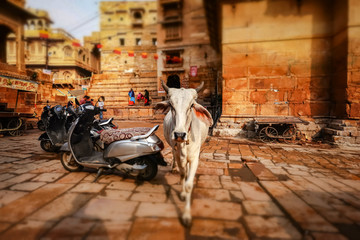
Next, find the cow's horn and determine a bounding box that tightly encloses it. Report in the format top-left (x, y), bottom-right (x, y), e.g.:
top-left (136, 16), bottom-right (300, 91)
top-left (195, 81), bottom-right (204, 93)
top-left (161, 79), bottom-right (169, 93)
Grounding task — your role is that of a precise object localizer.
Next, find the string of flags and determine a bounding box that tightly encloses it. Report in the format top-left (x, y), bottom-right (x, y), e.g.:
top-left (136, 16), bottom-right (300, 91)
top-left (111, 48), bottom-right (158, 59)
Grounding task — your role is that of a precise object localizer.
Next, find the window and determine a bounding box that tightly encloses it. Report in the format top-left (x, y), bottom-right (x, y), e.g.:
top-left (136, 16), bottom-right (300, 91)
top-left (120, 17), bottom-right (123, 21)
top-left (165, 25), bottom-right (181, 40)
top-left (108, 18), bottom-right (111, 22)
top-left (64, 46), bottom-right (72, 57)
top-left (152, 38), bottom-right (157, 46)
top-left (134, 11), bottom-right (142, 19)
top-left (136, 38), bottom-right (141, 46)
top-left (120, 38), bottom-right (125, 46)
top-left (165, 51), bottom-right (182, 66)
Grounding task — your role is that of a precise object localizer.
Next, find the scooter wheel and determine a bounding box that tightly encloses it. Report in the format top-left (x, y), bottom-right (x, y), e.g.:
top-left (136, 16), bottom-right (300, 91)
top-left (60, 152), bottom-right (83, 172)
top-left (137, 158), bottom-right (158, 181)
top-left (40, 140), bottom-right (59, 152)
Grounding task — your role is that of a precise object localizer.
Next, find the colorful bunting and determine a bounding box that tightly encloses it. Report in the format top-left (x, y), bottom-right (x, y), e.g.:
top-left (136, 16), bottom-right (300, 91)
top-left (128, 51), bottom-right (134, 57)
top-left (113, 48), bottom-right (121, 54)
top-left (72, 39), bottom-right (81, 47)
top-left (39, 30), bottom-right (49, 39)
top-left (154, 53), bottom-right (158, 60)
top-left (141, 52), bottom-right (147, 59)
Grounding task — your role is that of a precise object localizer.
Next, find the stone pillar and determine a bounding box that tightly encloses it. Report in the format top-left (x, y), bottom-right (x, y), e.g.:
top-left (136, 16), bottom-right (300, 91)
top-left (16, 25), bottom-right (25, 71)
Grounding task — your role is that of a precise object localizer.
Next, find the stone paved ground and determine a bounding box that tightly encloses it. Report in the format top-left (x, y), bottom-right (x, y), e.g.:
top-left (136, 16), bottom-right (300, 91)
top-left (0, 122), bottom-right (360, 240)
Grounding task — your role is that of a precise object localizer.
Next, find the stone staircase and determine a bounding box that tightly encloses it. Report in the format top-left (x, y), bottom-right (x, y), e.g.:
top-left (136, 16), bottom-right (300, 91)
top-left (323, 119), bottom-right (360, 145)
top-left (86, 72), bottom-right (164, 121)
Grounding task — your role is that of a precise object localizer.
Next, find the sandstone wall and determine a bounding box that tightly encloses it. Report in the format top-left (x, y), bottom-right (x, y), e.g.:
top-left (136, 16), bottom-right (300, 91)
top-left (222, 0), bottom-right (334, 118)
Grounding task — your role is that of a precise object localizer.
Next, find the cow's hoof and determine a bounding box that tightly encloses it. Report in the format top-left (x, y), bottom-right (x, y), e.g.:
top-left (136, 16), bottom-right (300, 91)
top-left (182, 213), bottom-right (192, 227)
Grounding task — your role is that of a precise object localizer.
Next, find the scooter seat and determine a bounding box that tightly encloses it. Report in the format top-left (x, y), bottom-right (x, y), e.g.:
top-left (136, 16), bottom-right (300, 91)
top-left (100, 127), bottom-right (151, 144)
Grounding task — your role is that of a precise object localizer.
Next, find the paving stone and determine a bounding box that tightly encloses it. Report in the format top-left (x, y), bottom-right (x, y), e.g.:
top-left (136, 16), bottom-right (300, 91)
top-left (130, 192), bottom-right (167, 202)
top-left (193, 188), bottom-right (231, 201)
top-left (10, 181), bottom-right (46, 191)
top-left (0, 222), bottom-right (11, 233)
top-left (135, 182), bottom-right (167, 193)
top-left (28, 193), bottom-right (93, 222)
top-left (31, 173), bottom-right (65, 182)
top-left (75, 199), bottom-right (138, 221)
top-left (107, 181), bottom-right (137, 191)
top-left (0, 173), bottom-right (16, 181)
top-left (243, 200), bottom-right (284, 216)
top-left (190, 219), bottom-right (248, 239)
top-left (135, 202), bottom-right (178, 218)
top-left (230, 190), bottom-right (245, 202)
top-left (197, 167), bottom-right (224, 176)
top-left (311, 232), bottom-right (348, 240)
top-left (246, 162), bottom-right (279, 180)
top-left (245, 215), bottom-right (301, 239)
top-left (56, 172), bottom-right (88, 184)
top-left (98, 189), bottom-right (132, 200)
top-left (44, 217), bottom-right (96, 239)
top-left (0, 182), bottom-right (15, 190)
top-left (0, 190), bottom-right (27, 208)
top-left (192, 199), bottom-right (242, 220)
top-left (197, 175), bottom-right (222, 189)
top-left (128, 218), bottom-right (185, 240)
top-left (70, 182), bottom-right (106, 193)
top-left (0, 220), bottom-right (54, 240)
top-left (239, 182), bottom-right (272, 201)
top-left (261, 181), bottom-right (338, 232)
top-left (87, 221), bottom-right (132, 240)
top-left (4, 173), bottom-right (37, 183)
top-left (0, 183), bottom-right (73, 223)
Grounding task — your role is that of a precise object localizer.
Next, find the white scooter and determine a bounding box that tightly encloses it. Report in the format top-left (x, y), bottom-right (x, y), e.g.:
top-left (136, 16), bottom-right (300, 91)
top-left (59, 102), bottom-right (166, 182)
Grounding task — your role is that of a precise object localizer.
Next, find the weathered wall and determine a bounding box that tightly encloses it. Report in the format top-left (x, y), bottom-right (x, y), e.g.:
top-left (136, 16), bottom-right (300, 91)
top-left (98, 1), bottom-right (158, 73)
top-left (221, 0), bottom-right (334, 118)
top-left (157, 0), bottom-right (221, 99)
top-left (347, 0), bottom-right (360, 118)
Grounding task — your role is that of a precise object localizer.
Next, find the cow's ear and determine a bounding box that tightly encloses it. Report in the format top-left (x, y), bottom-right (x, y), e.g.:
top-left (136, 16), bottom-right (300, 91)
top-left (154, 101), bottom-right (170, 113)
top-left (193, 103), bottom-right (213, 126)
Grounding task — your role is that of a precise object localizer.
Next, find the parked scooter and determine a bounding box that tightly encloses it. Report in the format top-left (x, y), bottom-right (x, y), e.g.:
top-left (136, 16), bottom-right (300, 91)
top-left (59, 101), bottom-right (166, 181)
top-left (37, 101), bottom-right (51, 131)
top-left (38, 104), bottom-right (68, 152)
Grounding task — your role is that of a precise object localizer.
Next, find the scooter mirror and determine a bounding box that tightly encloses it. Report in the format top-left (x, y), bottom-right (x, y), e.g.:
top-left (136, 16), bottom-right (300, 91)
top-left (75, 98), bottom-right (80, 106)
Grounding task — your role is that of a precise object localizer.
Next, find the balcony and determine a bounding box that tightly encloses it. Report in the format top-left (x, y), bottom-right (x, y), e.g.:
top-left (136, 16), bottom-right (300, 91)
top-left (164, 56), bottom-right (183, 68)
top-left (132, 19), bottom-right (143, 28)
top-left (160, 0), bottom-right (182, 5)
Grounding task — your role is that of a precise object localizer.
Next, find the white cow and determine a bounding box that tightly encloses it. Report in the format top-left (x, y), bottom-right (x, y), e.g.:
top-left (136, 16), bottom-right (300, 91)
top-left (155, 80), bottom-right (213, 226)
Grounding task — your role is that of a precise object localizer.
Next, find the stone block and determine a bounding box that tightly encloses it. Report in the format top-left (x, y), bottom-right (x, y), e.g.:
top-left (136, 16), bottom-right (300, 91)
top-left (190, 219), bottom-right (248, 239)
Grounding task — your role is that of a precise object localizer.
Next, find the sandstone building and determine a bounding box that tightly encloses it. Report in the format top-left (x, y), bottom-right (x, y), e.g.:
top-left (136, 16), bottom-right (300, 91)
top-left (6, 8), bottom-right (100, 96)
top-left (0, 0), bottom-right (55, 117)
top-left (85, 1), bottom-right (160, 119)
top-left (156, 0), bottom-right (220, 108)
top-left (204, 0), bottom-right (360, 144)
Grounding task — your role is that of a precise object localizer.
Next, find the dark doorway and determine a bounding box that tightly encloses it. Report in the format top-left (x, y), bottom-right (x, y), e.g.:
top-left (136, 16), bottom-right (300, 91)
top-left (0, 25), bottom-right (13, 63)
top-left (167, 74), bottom-right (180, 88)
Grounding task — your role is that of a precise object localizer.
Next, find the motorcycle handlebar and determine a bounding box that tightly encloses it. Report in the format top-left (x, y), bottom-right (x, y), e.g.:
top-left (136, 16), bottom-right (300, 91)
top-left (100, 109), bottom-right (107, 112)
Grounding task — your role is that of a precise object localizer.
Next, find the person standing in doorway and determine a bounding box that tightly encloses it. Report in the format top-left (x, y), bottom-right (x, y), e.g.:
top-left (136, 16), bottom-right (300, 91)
top-left (128, 88), bottom-right (135, 105)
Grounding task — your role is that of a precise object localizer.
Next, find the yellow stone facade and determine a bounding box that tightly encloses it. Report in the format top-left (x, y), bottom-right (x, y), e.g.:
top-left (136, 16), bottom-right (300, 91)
top-left (85, 1), bottom-right (158, 73)
top-left (7, 8), bottom-right (100, 90)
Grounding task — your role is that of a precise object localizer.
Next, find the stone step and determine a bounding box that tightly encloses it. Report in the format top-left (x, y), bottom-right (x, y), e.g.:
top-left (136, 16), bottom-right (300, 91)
top-left (323, 127), bottom-right (360, 137)
top-left (101, 106), bottom-right (165, 121)
top-left (327, 123), bottom-right (344, 130)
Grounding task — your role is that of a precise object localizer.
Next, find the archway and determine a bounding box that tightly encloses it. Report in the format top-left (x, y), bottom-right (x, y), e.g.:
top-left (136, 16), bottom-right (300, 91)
top-left (167, 74), bottom-right (180, 88)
